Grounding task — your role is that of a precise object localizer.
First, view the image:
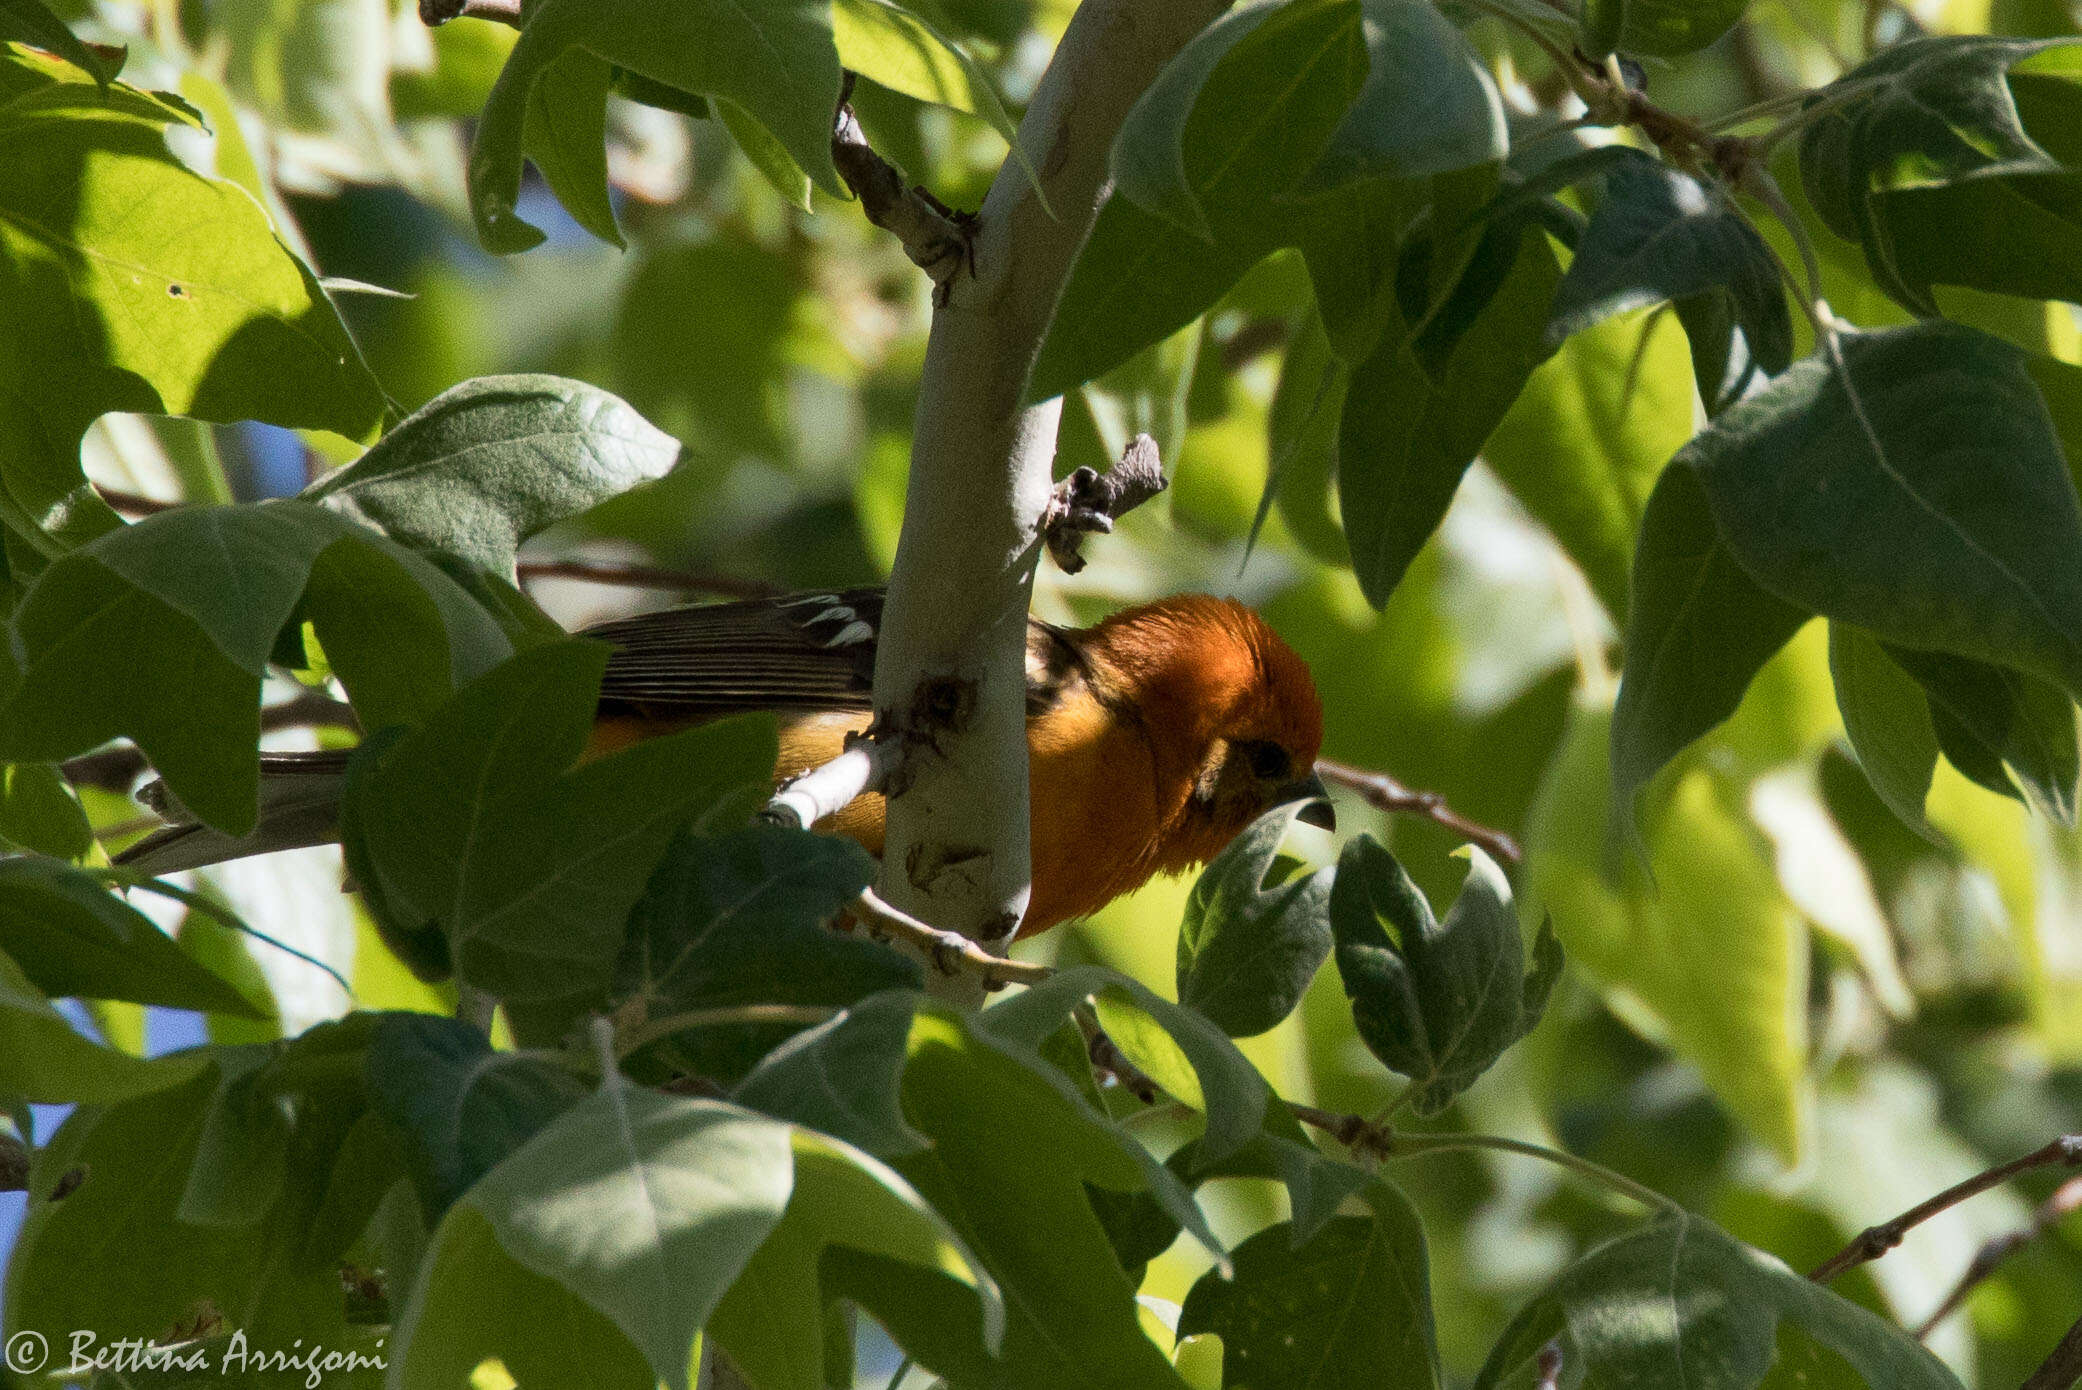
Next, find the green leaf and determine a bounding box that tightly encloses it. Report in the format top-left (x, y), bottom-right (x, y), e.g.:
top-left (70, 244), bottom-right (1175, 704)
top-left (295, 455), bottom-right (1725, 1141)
top-left (1174, 802), bottom-right (1332, 1038)
top-left (0, 46), bottom-right (383, 550)
top-left (5, 1066), bottom-right (274, 1353)
top-left (718, 96), bottom-right (812, 211)
top-left (1111, 0), bottom-right (1367, 240)
top-left (342, 640), bottom-right (777, 1000)
top-left (1797, 37), bottom-right (2082, 313)
top-left (1474, 1212), bottom-right (1964, 1389)
top-left (613, 825), bottom-right (917, 1082)
top-left (305, 375), bottom-right (682, 581)
top-left (1828, 622), bottom-right (1942, 836)
top-left (364, 1010), bottom-right (588, 1222)
top-left (1483, 306), bottom-right (1695, 619)
top-left (0, 0), bottom-right (116, 83)
top-left (1610, 466), bottom-right (1810, 838)
top-left (0, 761), bottom-right (91, 858)
top-left (1545, 160), bottom-right (1791, 384)
top-left (1330, 837), bottom-right (1560, 1115)
top-left (1525, 701), bottom-right (1809, 1161)
top-left (990, 964), bottom-right (1272, 1168)
top-left (471, 0), bottom-right (843, 253)
top-left (0, 502), bottom-right (509, 831)
top-left (1338, 211), bottom-right (1561, 606)
top-left (1684, 324), bottom-right (2082, 699)
top-left (1884, 644), bottom-right (2079, 821)
top-left (1178, 1182), bottom-right (1442, 1390)
top-left (413, 1088), bottom-right (793, 1390)
top-left (174, 1015), bottom-right (382, 1230)
top-left (1033, 19), bottom-right (1409, 401)
top-left (1301, 0), bottom-right (1504, 192)
top-left (832, 0), bottom-right (1022, 150)
top-left (389, 1206), bottom-right (663, 1390)
top-left (7, 1030), bottom-right (386, 1354)
top-left (887, 1007), bottom-right (1198, 1390)
top-left (521, 48), bottom-right (620, 247)
top-left (1579, 0), bottom-right (1748, 56)
top-left (707, 1128), bottom-right (1004, 1390)
top-left (1261, 306), bottom-right (1352, 566)
top-left (0, 858), bottom-right (264, 1016)
top-left (733, 990), bottom-right (928, 1157)
top-left (0, 945), bottom-right (209, 1103)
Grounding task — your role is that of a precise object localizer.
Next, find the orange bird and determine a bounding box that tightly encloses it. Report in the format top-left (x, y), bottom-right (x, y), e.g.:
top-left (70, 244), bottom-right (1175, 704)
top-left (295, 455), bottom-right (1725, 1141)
top-left (124, 589), bottom-right (1331, 938)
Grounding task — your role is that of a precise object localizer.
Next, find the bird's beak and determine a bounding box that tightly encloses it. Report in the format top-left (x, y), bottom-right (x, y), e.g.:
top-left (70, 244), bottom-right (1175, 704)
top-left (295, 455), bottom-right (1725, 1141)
top-left (1276, 773), bottom-right (1337, 830)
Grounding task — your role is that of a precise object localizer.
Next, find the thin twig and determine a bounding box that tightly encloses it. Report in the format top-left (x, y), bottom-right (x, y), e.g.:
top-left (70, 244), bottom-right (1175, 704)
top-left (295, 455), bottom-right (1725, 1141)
top-left (849, 887), bottom-right (1052, 990)
top-left (418, 0), bottom-right (521, 26)
top-left (1282, 1102), bottom-right (1677, 1211)
top-left (1917, 1173), bottom-right (2082, 1338)
top-left (0, 1132), bottom-right (27, 1193)
top-left (1315, 758), bottom-right (1523, 864)
top-left (1042, 434), bottom-right (1170, 575)
top-left (1811, 1136), bottom-right (2082, 1284)
top-left (94, 485), bottom-right (177, 516)
top-left (2024, 1312), bottom-right (2082, 1390)
top-left (1077, 1004), bottom-right (1159, 1102)
top-left (830, 71), bottom-right (975, 296)
top-left (517, 558), bottom-right (778, 599)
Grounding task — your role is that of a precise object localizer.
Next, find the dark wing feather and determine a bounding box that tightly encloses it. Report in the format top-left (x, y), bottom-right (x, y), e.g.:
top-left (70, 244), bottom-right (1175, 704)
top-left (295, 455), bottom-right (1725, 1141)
top-left (584, 589), bottom-right (886, 720)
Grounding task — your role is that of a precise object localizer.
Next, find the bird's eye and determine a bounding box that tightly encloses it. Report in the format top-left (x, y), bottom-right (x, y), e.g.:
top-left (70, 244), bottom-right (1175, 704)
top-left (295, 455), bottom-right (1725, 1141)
top-left (1242, 740), bottom-right (1290, 780)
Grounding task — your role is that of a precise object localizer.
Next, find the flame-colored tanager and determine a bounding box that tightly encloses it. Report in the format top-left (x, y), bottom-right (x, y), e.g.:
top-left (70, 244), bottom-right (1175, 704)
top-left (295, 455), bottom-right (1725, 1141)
top-left (124, 588), bottom-right (1331, 937)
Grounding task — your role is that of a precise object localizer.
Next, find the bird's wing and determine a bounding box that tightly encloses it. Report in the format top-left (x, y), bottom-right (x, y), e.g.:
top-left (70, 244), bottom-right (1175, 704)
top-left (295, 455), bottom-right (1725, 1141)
top-left (584, 589), bottom-right (886, 720)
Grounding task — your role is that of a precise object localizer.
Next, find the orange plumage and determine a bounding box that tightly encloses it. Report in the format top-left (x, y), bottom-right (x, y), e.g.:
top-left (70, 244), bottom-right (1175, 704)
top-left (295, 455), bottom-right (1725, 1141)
top-left (585, 590), bottom-right (1328, 937)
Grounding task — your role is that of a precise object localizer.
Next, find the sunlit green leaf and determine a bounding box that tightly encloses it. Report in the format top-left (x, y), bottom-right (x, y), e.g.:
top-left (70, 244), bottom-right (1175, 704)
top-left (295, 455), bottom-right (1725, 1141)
top-left (0, 44), bottom-right (383, 550)
top-left (305, 375), bottom-right (682, 582)
top-left (470, 0), bottom-right (843, 252)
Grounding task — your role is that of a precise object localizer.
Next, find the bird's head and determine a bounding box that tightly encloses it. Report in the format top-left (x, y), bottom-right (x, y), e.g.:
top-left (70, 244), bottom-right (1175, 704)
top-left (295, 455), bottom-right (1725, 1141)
top-left (1083, 594), bottom-right (1330, 870)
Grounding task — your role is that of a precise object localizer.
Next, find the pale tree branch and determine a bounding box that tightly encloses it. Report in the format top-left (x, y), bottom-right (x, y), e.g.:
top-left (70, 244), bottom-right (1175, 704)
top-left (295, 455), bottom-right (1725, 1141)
top-left (1810, 1136), bottom-right (2082, 1284)
top-left (871, 0), bottom-right (1233, 1001)
top-left (762, 732), bottom-right (897, 830)
top-left (1043, 433), bottom-right (1169, 575)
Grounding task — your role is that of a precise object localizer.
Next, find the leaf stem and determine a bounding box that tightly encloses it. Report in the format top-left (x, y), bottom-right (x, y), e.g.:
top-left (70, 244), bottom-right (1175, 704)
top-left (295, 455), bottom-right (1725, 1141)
top-left (616, 1004), bottom-right (838, 1060)
top-left (89, 866), bottom-right (353, 999)
top-left (1387, 1130), bottom-right (1681, 1213)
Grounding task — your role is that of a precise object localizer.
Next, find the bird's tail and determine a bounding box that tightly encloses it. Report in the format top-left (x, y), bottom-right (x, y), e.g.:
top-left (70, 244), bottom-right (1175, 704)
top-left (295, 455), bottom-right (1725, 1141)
top-left (117, 751), bottom-right (353, 876)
